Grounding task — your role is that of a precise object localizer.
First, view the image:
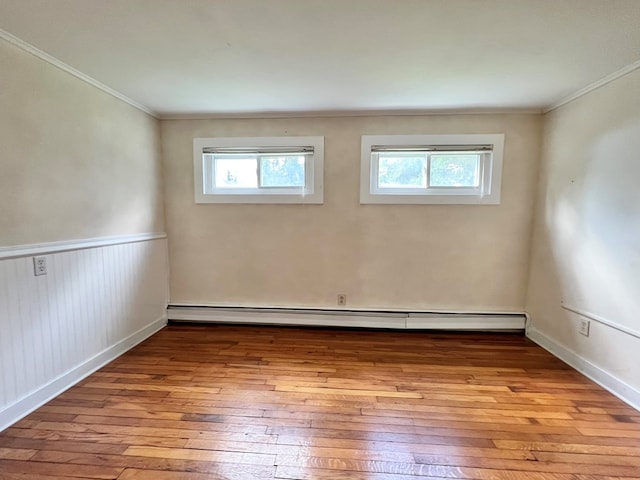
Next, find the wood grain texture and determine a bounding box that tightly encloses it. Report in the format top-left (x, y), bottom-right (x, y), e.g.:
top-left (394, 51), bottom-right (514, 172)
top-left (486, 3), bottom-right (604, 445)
top-left (0, 324), bottom-right (638, 479)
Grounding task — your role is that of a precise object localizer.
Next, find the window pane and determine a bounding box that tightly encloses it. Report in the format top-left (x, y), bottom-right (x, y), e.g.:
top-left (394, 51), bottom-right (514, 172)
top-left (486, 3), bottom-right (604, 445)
top-left (260, 155), bottom-right (305, 187)
top-left (377, 153), bottom-right (427, 188)
top-left (429, 154), bottom-right (480, 187)
top-left (214, 157), bottom-right (258, 188)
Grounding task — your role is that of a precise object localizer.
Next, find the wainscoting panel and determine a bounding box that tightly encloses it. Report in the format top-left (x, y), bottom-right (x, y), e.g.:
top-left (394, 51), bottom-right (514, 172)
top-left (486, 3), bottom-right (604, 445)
top-left (0, 234), bottom-right (169, 431)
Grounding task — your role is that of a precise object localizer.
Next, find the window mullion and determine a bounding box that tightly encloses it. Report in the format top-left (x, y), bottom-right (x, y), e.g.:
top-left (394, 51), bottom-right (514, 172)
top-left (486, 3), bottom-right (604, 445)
top-left (256, 155), bottom-right (263, 189)
top-left (425, 154), bottom-right (431, 190)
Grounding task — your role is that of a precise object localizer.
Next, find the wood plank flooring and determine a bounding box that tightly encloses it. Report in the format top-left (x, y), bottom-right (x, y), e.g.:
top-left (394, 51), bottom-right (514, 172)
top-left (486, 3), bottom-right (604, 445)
top-left (1, 324), bottom-right (638, 479)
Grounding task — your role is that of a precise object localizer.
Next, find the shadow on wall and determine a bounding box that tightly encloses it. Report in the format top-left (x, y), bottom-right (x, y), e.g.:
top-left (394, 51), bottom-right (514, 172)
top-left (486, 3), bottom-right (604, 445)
top-left (547, 118), bottom-right (640, 335)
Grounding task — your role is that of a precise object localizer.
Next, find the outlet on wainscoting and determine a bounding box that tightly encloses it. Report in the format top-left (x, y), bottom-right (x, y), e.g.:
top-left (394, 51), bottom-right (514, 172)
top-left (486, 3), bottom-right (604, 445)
top-left (33, 256), bottom-right (47, 276)
top-left (579, 319), bottom-right (590, 337)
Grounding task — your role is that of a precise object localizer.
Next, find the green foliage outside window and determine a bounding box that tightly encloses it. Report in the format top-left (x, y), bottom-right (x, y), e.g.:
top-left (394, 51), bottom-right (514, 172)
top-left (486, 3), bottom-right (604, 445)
top-left (378, 155), bottom-right (426, 187)
top-left (378, 153), bottom-right (480, 188)
top-left (260, 156), bottom-right (305, 187)
top-left (429, 154), bottom-right (480, 187)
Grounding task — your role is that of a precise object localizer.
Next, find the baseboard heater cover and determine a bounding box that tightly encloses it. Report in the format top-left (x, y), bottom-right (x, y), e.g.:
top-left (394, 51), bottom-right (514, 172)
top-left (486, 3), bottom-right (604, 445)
top-left (167, 306), bottom-right (526, 331)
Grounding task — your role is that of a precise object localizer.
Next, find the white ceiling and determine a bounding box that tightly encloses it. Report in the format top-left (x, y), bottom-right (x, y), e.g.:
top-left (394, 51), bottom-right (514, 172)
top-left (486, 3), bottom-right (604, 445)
top-left (1, 0), bottom-right (640, 117)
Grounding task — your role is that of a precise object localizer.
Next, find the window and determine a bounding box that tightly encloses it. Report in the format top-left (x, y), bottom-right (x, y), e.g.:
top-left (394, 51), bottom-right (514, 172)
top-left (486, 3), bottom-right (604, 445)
top-left (360, 134), bottom-right (504, 204)
top-left (194, 136), bottom-right (324, 204)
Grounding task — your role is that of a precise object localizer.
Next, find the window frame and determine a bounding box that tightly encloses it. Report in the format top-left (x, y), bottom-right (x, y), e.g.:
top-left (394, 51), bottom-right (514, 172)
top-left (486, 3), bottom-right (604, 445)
top-left (360, 134), bottom-right (504, 205)
top-left (194, 136), bottom-right (324, 204)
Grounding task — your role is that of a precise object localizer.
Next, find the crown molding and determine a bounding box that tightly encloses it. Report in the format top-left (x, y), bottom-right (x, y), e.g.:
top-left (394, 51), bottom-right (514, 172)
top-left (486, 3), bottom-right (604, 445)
top-left (0, 28), bottom-right (158, 118)
top-left (3, 25), bottom-right (638, 120)
top-left (544, 59), bottom-right (640, 113)
top-left (159, 107), bottom-right (543, 120)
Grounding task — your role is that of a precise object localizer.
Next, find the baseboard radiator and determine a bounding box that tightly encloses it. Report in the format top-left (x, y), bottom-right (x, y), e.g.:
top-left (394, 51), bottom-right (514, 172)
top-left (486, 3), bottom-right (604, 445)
top-left (167, 305), bottom-right (526, 331)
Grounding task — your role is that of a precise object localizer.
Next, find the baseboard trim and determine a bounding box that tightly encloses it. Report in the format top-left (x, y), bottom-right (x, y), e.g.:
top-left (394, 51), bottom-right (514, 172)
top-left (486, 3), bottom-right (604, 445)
top-left (0, 315), bottom-right (167, 432)
top-left (167, 306), bottom-right (526, 331)
top-left (526, 326), bottom-right (640, 412)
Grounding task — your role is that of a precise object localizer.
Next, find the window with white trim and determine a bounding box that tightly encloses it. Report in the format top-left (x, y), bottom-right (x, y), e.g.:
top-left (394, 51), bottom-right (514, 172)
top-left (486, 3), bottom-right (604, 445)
top-left (193, 136), bottom-right (324, 204)
top-left (360, 134), bottom-right (504, 204)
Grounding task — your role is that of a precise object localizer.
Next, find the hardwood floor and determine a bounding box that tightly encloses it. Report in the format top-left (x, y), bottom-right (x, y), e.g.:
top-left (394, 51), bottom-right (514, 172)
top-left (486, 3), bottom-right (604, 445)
top-left (0, 324), bottom-right (638, 479)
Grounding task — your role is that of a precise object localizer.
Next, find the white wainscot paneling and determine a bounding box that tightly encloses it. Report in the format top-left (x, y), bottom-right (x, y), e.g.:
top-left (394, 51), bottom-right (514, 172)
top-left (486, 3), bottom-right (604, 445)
top-left (0, 235), bottom-right (169, 431)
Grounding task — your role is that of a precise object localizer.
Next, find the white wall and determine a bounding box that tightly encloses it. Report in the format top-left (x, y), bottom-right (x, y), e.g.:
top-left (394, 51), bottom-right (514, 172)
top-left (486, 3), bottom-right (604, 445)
top-left (0, 38), bottom-right (168, 429)
top-left (526, 68), bottom-right (640, 407)
top-left (162, 114), bottom-right (541, 312)
top-left (0, 39), bottom-right (165, 246)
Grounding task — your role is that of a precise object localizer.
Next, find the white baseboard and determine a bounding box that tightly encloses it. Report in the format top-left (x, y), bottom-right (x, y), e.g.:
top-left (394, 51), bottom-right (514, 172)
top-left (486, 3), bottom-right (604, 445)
top-left (0, 315), bottom-right (167, 432)
top-left (167, 306), bottom-right (526, 331)
top-left (526, 326), bottom-right (640, 411)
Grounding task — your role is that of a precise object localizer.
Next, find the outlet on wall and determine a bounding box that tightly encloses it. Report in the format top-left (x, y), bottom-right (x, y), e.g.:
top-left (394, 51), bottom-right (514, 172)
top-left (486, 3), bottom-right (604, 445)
top-left (337, 294), bottom-right (347, 306)
top-left (33, 256), bottom-right (47, 276)
top-left (579, 319), bottom-right (590, 337)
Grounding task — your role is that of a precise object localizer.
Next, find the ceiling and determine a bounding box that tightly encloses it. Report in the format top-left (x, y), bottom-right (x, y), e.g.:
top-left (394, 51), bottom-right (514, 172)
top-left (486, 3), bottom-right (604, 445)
top-left (1, 0), bottom-right (640, 117)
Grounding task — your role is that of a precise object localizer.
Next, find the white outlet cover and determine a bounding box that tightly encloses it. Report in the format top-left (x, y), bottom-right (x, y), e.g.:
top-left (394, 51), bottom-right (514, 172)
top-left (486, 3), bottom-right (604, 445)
top-left (579, 319), bottom-right (590, 336)
top-left (33, 256), bottom-right (47, 276)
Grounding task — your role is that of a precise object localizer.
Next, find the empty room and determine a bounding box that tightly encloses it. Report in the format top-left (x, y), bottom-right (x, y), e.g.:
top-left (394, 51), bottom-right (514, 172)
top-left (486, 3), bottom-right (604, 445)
top-left (1, 1), bottom-right (639, 478)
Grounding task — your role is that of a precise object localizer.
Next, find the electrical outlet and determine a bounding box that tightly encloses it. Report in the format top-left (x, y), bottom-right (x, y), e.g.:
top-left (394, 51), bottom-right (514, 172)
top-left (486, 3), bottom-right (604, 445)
top-left (579, 319), bottom-right (590, 337)
top-left (337, 294), bottom-right (347, 306)
top-left (33, 256), bottom-right (47, 276)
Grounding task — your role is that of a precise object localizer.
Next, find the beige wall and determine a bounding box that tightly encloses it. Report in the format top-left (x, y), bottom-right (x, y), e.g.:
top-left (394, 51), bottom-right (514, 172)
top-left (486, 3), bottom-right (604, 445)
top-left (0, 39), bottom-right (164, 246)
top-left (526, 69), bottom-right (640, 392)
top-left (162, 114), bottom-right (541, 311)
